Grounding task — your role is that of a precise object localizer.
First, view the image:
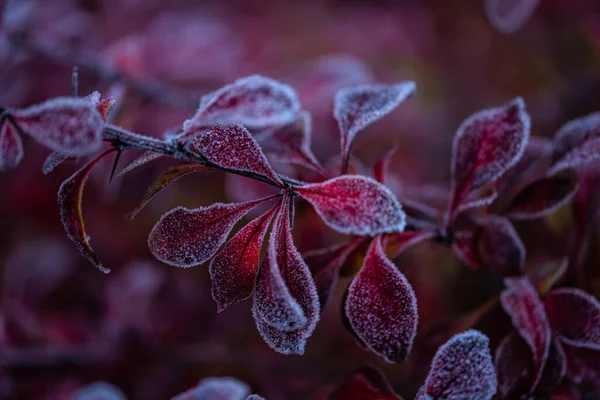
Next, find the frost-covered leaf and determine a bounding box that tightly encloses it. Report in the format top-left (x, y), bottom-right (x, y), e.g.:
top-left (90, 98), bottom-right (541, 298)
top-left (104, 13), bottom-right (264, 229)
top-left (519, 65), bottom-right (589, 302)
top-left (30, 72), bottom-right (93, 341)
top-left (58, 148), bottom-right (116, 274)
top-left (334, 82), bottom-right (415, 170)
top-left (128, 164), bottom-right (211, 219)
top-left (330, 365), bottom-right (402, 400)
top-left (252, 196), bottom-right (320, 354)
top-left (500, 277), bottom-right (551, 391)
top-left (183, 75), bottom-right (301, 132)
top-left (257, 111), bottom-right (328, 176)
top-left (476, 216), bottom-right (525, 276)
top-left (545, 288), bottom-right (600, 350)
top-left (185, 124), bottom-right (283, 186)
top-left (296, 175), bottom-right (406, 236)
top-left (85, 90), bottom-right (115, 122)
top-left (345, 237), bottom-right (418, 363)
top-left (505, 176), bottom-right (578, 220)
top-left (210, 202), bottom-right (279, 312)
top-left (171, 377), bottom-right (250, 400)
top-left (484, 0), bottom-right (541, 34)
top-left (0, 120), bottom-right (23, 171)
top-left (449, 98), bottom-right (530, 221)
top-left (72, 381), bottom-right (127, 400)
top-left (416, 330), bottom-right (497, 400)
top-left (148, 195), bottom-right (277, 268)
top-left (116, 151), bottom-right (163, 180)
top-left (495, 331), bottom-right (534, 397)
top-left (43, 151), bottom-right (70, 174)
top-left (549, 112), bottom-right (600, 176)
top-left (304, 238), bottom-right (365, 311)
top-left (13, 97), bottom-right (105, 155)
top-left (562, 343), bottom-right (600, 389)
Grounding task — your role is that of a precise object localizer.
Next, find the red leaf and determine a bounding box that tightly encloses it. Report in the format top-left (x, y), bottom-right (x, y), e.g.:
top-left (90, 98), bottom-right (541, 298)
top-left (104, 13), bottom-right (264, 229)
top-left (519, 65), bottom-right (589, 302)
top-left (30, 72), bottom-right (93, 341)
top-left (210, 202), bottom-right (280, 312)
top-left (116, 151), bottom-right (163, 180)
top-left (42, 151), bottom-right (69, 174)
top-left (185, 124), bottom-right (283, 186)
top-left (385, 231), bottom-right (436, 260)
top-left (183, 75), bottom-right (301, 132)
top-left (562, 343), bottom-right (600, 389)
top-left (330, 365), bottom-right (402, 400)
top-left (449, 98), bottom-right (530, 221)
top-left (72, 382), bottom-right (127, 400)
top-left (537, 338), bottom-right (567, 393)
top-left (0, 120), bottom-right (23, 171)
top-left (500, 277), bottom-right (552, 392)
top-left (334, 82), bottom-right (415, 171)
top-left (12, 97), bottom-right (105, 155)
top-left (506, 176), bottom-right (578, 220)
top-left (58, 148), bottom-right (117, 274)
top-left (484, 0), bottom-right (541, 34)
top-left (544, 288), bottom-right (600, 350)
top-left (171, 377), bottom-right (251, 400)
top-left (416, 330), bottom-right (497, 400)
top-left (84, 90), bottom-right (115, 122)
top-left (257, 111), bottom-right (328, 176)
top-left (303, 238), bottom-right (366, 311)
top-left (252, 195), bottom-right (320, 355)
top-left (549, 112), bottom-right (600, 176)
top-left (344, 237), bottom-right (418, 363)
top-left (296, 175), bottom-right (406, 236)
top-left (128, 164), bottom-right (211, 220)
top-left (372, 143), bottom-right (398, 185)
top-left (148, 195), bottom-right (277, 268)
top-left (495, 331), bottom-right (534, 397)
top-left (476, 216), bottom-right (525, 276)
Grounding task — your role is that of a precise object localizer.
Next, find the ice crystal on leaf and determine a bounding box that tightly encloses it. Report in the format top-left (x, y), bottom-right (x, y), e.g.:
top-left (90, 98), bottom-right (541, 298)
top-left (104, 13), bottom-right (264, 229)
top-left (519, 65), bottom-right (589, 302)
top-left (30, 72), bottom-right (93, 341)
top-left (0, 120), bottom-right (23, 171)
top-left (334, 82), bottom-right (416, 170)
top-left (42, 151), bottom-right (69, 174)
top-left (12, 97), bottom-right (104, 155)
top-left (71, 382), bottom-right (127, 400)
top-left (185, 124), bottom-right (283, 186)
top-left (296, 175), bottom-right (406, 236)
top-left (449, 98), bottom-right (530, 221)
top-left (170, 377), bottom-right (251, 400)
top-left (549, 112), bottom-right (600, 176)
top-left (182, 75), bottom-right (301, 132)
top-left (485, 0), bottom-right (541, 34)
top-left (210, 202), bottom-right (279, 312)
top-left (416, 330), bottom-right (497, 400)
top-left (148, 195), bottom-right (277, 268)
top-left (116, 151), bottom-right (163, 179)
top-left (344, 237), bottom-right (418, 363)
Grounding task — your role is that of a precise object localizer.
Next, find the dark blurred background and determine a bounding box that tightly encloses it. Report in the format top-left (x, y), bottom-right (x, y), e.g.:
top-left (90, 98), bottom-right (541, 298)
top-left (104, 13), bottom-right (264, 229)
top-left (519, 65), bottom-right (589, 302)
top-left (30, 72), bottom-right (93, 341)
top-left (1, 0), bottom-right (600, 399)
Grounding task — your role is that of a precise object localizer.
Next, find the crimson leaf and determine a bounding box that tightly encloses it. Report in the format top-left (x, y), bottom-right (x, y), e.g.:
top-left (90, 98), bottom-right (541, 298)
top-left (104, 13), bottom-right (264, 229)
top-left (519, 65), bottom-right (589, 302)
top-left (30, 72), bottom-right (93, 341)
top-left (549, 112), bottom-right (600, 176)
top-left (296, 175), bottom-right (406, 236)
top-left (148, 195), bottom-right (277, 268)
top-left (330, 365), bottom-right (402, 400)
top-left (344, 237), bottom-right (418, 363)
top-left (505, 176), bottom-right (578, 220)
top-left (495, 331), bottom-right (535, 397)
top-left (449, 98), bottom-right (530, 221)
top-left (116, 151), bottom-right (163, 180)
top-left (0, 120), bottom-right (23, 172)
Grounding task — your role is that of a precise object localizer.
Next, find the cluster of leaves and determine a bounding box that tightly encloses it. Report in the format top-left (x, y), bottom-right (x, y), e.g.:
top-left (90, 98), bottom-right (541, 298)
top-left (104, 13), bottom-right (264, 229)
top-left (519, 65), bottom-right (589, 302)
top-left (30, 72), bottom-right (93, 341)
top-left (4, 56), bottom-right (600, 399)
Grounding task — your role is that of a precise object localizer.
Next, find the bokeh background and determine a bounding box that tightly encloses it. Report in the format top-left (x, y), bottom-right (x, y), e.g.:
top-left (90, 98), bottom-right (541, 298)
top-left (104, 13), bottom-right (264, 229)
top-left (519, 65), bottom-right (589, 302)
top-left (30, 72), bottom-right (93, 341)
top-left (1, 0), bottom-right (600, 399)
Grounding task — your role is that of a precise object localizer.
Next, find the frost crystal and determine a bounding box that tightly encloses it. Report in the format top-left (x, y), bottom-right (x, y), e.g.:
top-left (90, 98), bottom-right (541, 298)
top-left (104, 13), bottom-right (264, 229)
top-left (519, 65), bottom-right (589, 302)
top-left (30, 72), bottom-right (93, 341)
top-left (296, 175), bottom-right (406, 236)
top-left (71, 382), bottom-right (127, 400)
top-left (13, 97), bottom-right (104, 155)
top-left (170, 377), bottom-right (250, 400)
top-left (42, 151), bottom-right (69, 174)
top-left (345, 237), bottom-right (418, 363)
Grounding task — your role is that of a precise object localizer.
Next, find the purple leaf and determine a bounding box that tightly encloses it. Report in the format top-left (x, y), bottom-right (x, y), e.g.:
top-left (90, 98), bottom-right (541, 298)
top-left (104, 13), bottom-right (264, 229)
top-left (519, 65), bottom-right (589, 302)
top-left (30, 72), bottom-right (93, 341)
top-left (537, 338), bottom-right (567, 393)
top-left (58, 148), bottom-right (117, 274)
top-left (210, 202), bottom-right (279, 312)
top-left (417, 330), bottom-right (497, 400)
top-left (116, 151), bottom-right (163, 180)
top-left (345, 237), bottom-right (418, 363)
top-left (505, 176), bottom-right (578, 220)
top-left (476, 216), bottom-right (525, 276)
top-left (500, 277), bottom-right (551, 392)
top-left (128, 164), bottom-right (211, 220)
top-left (12, 97), bottom-right (105, 155)
top-left (171, 377), bottom-right (251, 400)
top-left (252, 195), bottom-right (320, 354)
top-left (148, 195), bottom-right (277, 268)
top-left (549, 112), bottom-right (600, 176)
top-left (334, 82), bottom-right (415, 171)
top-left (42, 151), bottom-right (70, 174)
top-left (304, 238), bottom-right (366, 311)
top-left (484, 0), bottom-right (541, 34)
top-left (330, 365), bottom-right (402, 400)
top-left (185, 124), bottom-right (283, 186)
top-left (562, 343), bottom-right (600, 389)
top-left (449, 98), bottom-right (530, 221)
top-left (183, 75), bottom-right (301, 132)
top-left (495, 331), bottom-right (534, 397)
top-left (296, 175), bottom-right (406, 236)
top-left (544, 288), bottom-right (600, 350)
top-left (72, 382), bottom-right (127, 400)
top-left (0, 120), bottom-right (23, 171)
top-left (257, 111), bottom-right (328, 176)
